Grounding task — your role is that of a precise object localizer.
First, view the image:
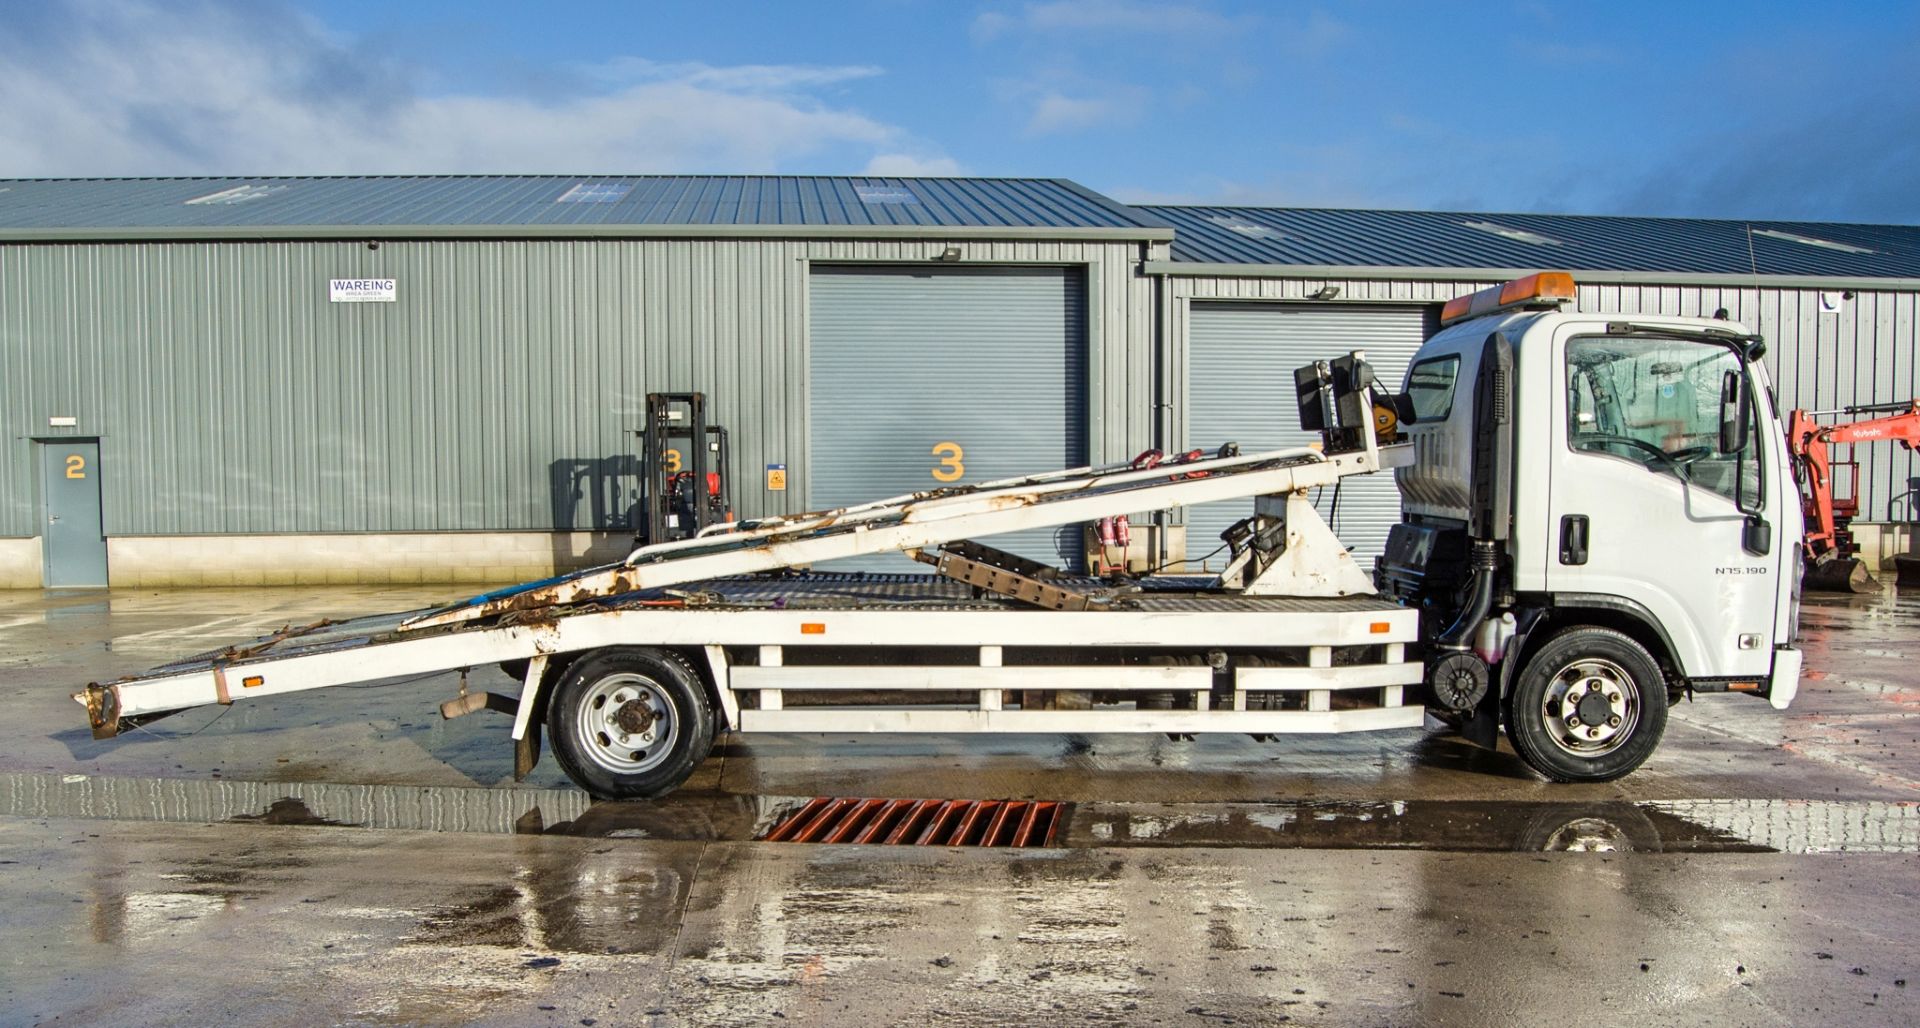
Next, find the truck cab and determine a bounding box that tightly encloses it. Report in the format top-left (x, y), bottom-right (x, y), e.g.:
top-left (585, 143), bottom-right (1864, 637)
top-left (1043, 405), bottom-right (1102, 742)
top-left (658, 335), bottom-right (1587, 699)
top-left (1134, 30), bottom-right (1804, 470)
top-left (1382, 273), bottom-right (1804, 781)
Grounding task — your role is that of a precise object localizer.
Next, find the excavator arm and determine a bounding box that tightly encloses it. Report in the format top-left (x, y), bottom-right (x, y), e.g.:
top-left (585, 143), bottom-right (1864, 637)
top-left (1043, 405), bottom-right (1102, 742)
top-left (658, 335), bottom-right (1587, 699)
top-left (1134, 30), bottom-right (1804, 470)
top-left (1787, 401), bottom-right (1920, 589)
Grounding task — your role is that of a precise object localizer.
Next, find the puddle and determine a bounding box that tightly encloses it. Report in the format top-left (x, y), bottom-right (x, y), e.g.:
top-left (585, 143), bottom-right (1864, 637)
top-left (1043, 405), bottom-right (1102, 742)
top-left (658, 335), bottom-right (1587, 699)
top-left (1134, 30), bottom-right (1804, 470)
top-left (0, 770), bottom-right (786, 840)
top-left (1, 770), bottom-right (595, 836)
top-left (1066, 797), bottom-right (1920, 853)
top-left (229, 796), bottom-right (347, 827)
top-left (3, 771), bottom-right (1914, 854)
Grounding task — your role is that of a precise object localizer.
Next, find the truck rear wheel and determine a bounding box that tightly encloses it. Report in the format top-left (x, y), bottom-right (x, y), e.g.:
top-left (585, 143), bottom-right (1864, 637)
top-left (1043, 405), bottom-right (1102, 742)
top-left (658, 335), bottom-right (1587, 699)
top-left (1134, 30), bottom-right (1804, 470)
top-left (1505, 627), bottom-right (1667, 783)
top-left (546, 648), bottom-right (713, 800)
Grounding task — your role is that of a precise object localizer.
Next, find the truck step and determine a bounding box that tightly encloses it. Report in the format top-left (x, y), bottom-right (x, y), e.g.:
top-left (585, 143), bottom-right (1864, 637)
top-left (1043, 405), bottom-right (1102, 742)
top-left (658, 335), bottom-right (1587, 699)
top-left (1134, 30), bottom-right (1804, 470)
top-left (759, 796), bottom-right (1064, 847)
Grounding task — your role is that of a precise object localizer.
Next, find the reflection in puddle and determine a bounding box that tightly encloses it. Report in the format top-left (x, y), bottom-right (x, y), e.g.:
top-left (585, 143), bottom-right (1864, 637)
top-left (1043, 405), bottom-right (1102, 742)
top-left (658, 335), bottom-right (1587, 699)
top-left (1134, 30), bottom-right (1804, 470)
top-left (412, 863), bottom-right (692, 956)
top-left (1, 770), bottom-right (809, 841)
top-left (1069, 798), bottom-right (1919, 854)
top-left (6, 770), bottom-right (1915, 854)
top-left (96, 891), bottom-right (231, 944)
top-left (2, 770), bottom-right (594, 834)
top-left (1643, 798), bottom-right (1920, 854)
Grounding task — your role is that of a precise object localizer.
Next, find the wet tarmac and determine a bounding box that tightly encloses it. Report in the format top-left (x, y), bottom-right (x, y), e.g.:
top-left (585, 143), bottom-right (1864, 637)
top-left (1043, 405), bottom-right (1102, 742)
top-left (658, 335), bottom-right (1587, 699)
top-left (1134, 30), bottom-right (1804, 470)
top-left (5, 770), bottom-right (1915, 856)
top-left (2, 583), bottom-right (1918, 1024)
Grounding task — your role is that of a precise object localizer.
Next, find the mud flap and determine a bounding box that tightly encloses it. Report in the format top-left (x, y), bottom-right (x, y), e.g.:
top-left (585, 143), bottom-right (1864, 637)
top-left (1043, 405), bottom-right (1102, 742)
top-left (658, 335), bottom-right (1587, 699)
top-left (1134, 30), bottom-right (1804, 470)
top-left (1766, 646), bottom-right (1802, 710)
top-left (510, 653), bottom-right (552, 782)
top-left (1457, 681), bottom-right (1503, 751)
top-left (514, 720), bottom-right (543, 782)
top-left (1456, 607), bottom-right (1547, 751)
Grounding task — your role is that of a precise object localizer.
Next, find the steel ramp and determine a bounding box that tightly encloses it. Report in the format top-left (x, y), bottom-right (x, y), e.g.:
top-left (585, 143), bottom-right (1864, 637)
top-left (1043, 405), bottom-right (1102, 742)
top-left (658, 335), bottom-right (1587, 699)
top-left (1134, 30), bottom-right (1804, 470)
top-left (401, 437), bottom-right (1403, 632)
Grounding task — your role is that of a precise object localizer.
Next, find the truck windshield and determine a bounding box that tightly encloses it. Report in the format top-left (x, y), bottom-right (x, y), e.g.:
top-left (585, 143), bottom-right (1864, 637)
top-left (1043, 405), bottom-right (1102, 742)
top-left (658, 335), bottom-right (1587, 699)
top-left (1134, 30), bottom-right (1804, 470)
top-left (1566, 335), bottom-right (1756, 502)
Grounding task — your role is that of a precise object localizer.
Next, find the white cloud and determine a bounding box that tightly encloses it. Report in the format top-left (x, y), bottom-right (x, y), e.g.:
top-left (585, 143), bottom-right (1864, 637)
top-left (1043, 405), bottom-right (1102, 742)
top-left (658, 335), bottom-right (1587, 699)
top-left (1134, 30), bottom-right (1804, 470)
top-left (983, 1), bottom-right (1240, 37)
top-left (0, 1), bottom-right (952, 176)
top-left (862, 153), bottom-right (966, 176)
top-left (584, 57), bottom-right (885, 92)
top-left (1026, 93), bottom-right (1128, 136)
top-left (971, 10), bottom-right (1016, 42)
top-left (1279, 9), bottom-right (1351, 56)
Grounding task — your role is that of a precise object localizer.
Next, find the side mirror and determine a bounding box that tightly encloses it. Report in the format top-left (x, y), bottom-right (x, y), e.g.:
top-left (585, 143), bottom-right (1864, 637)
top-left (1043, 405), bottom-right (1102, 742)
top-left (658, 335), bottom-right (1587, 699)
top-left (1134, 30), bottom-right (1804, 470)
top-left (1719, 369), bottom-right (1750, 454)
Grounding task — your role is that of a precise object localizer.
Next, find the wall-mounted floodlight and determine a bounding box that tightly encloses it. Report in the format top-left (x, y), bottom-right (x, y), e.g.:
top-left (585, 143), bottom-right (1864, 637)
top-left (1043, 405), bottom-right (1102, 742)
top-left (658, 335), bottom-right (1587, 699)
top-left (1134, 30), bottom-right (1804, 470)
top-left (1308, 285), bottom-right (1341, 301)
top-left (936, 246), bottom-right (963, 262)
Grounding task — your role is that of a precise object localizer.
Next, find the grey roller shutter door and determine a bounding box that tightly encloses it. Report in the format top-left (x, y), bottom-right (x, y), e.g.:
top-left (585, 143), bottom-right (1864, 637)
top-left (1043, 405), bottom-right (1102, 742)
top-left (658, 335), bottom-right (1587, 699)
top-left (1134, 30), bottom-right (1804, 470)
top-left (1186, 303), bottom-right (1428, 568)
top-left (810, 266), bottom-right (1087, 572)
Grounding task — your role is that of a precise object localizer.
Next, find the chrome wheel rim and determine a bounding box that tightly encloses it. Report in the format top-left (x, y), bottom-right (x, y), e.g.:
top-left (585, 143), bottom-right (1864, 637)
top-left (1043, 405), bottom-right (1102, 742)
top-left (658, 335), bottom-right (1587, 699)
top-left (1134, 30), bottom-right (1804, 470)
top-left (572, 672), bottom-right (677, 775)
top-left (1540, 657), bottom-right (1639, 757)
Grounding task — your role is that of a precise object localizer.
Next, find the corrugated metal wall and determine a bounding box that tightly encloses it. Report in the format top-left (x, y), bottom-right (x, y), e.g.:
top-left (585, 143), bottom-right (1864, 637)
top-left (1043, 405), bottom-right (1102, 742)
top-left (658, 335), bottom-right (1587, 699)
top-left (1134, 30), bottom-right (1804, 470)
top-left (810, 265), bottom-right (1088, 570)
top-left (7, 236), bottom-right (1911, 545)
top-left (0, 238), bottom-right (1156, 538)
top-left (1169, 275), bottom-right (1920, 524)
top-left (1186, 303), bottom-right (1428, 565)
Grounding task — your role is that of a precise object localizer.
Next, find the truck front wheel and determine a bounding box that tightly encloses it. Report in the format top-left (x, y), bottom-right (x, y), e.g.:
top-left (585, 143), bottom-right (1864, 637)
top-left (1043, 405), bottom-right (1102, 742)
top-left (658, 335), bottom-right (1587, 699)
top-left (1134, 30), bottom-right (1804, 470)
top-left (1505, 627), bottom-right (1668, 783)
top-left (546, 648), bottom-right (714, 800)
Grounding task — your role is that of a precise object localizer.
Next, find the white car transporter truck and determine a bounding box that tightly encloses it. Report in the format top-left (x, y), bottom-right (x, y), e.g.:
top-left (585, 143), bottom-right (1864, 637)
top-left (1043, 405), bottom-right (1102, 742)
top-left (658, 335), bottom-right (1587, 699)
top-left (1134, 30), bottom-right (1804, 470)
top-left (76, 273), bottom-right (1804, 798)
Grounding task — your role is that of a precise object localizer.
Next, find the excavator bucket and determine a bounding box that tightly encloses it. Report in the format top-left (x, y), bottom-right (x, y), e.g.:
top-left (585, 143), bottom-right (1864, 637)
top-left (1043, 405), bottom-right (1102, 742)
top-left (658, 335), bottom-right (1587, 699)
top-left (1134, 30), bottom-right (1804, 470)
top-left (1803, 555), bottom-right (1878, 593)
top-left (1894, 554), bottom-right (1920, 589)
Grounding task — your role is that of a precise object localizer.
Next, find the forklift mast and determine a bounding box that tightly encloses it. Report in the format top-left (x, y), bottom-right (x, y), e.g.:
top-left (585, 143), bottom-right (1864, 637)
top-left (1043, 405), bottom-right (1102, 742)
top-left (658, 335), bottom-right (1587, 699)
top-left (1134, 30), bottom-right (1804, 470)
top-left (638, 392), bottom-right (731, 546)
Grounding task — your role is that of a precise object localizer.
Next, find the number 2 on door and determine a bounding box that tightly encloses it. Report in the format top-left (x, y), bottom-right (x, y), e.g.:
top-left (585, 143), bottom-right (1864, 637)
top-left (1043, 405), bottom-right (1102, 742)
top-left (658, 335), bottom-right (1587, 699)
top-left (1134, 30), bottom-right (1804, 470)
top-left (930, 442), bottom-right (964, 482)
top-left (65, 455), bottom-right (86, 479)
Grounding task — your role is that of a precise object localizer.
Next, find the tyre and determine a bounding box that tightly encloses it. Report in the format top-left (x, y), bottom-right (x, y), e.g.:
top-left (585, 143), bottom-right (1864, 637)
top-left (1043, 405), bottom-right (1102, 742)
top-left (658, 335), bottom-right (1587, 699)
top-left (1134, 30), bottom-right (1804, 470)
top-left (545, 648), bottom-right (714, 800)
top-left (1505, 627), bottom-right (1668, 783)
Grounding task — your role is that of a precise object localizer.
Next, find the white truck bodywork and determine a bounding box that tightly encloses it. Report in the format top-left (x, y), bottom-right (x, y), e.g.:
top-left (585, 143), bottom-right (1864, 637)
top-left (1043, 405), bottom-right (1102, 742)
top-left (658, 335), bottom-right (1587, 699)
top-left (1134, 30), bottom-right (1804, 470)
top-left (80, 413), bottom-right (1428, 759)
top-left (1393, 306), bottom-right (1802, 710)
top-left (74, 286), bottom-right (1808, 797)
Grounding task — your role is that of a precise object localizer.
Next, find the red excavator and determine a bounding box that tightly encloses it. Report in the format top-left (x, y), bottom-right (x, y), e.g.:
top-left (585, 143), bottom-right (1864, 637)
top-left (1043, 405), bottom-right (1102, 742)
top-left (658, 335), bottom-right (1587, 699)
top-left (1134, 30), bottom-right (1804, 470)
top-left (1786, 400), bottom-right (1920, 591)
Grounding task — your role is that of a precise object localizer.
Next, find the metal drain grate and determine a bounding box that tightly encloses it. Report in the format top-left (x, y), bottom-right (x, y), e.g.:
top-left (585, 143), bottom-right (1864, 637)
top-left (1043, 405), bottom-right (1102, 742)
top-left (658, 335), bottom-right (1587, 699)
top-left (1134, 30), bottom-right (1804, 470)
top-left (761, 797), bottom-right (1065, 847)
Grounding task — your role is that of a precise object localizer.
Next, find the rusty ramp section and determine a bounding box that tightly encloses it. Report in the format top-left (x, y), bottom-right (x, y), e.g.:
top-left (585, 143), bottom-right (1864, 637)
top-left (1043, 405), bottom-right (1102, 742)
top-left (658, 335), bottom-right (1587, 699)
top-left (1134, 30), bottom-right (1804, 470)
top-left (760, 797), bottom-right (1065, 847)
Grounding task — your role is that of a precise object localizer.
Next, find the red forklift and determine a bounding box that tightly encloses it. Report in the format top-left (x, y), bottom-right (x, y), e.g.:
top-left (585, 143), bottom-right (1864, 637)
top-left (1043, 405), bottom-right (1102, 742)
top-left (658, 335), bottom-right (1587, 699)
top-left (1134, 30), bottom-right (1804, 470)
top-left (637, 392), bottom-right (732, 546)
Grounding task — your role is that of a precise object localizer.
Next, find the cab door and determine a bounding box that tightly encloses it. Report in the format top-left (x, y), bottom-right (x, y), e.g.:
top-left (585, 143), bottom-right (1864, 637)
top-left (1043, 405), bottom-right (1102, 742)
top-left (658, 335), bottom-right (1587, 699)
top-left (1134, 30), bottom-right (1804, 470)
top-left (1543, 327), bottom-right (1777, 678)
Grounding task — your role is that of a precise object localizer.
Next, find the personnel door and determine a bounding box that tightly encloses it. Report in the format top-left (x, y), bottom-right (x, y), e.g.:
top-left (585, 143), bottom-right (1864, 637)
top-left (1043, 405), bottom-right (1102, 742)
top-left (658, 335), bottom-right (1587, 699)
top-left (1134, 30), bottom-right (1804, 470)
top-left (39, 440), bottom-right (109, 587)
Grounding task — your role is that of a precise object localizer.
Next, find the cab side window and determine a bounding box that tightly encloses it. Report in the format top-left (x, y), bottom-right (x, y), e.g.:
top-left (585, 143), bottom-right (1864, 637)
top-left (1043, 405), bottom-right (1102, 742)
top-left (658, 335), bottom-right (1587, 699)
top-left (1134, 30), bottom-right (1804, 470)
top-left (1405, 356), bottom-right (1461, 422)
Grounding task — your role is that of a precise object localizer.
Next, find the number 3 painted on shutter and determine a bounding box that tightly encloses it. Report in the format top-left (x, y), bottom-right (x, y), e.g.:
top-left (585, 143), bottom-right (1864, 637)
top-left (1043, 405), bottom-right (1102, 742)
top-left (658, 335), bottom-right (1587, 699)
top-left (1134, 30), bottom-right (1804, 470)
top-left (930, 442), bottom-right (964, 482)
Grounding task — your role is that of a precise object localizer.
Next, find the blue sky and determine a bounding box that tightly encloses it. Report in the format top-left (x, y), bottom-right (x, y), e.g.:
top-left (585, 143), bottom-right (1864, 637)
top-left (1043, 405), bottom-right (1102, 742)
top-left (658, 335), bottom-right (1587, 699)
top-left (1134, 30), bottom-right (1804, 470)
top-left (4, 0), bottom-right (1918, 222)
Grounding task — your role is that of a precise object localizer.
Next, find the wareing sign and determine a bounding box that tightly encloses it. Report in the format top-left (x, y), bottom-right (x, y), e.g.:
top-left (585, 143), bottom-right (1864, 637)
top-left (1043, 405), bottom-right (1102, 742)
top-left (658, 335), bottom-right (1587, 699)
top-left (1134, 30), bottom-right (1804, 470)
top-left (329, 278), bottom-right (397, 303)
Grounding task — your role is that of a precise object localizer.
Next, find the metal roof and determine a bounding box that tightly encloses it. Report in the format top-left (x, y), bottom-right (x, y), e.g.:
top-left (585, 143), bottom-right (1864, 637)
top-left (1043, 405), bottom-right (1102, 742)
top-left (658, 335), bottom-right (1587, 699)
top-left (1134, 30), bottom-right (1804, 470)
top-left (1144, 205), bottom-right (1920, 279)
top-left (0, 175), bottom-right (1170, 239)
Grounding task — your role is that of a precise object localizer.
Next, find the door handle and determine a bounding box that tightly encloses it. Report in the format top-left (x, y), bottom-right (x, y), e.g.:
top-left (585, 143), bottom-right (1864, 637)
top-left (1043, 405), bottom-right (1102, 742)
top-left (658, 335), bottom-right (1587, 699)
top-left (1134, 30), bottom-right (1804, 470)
top-left (1559, 514), bottom-right (1589, 565)
top-left (48, 515), bottom-right (61, 523)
